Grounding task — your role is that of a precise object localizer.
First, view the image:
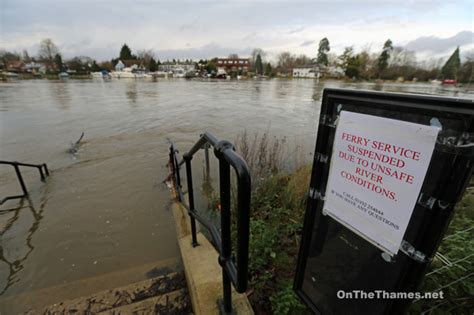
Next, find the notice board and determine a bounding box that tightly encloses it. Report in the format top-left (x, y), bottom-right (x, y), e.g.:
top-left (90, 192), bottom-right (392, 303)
top-left (294, 89), bottom-right (473, 315)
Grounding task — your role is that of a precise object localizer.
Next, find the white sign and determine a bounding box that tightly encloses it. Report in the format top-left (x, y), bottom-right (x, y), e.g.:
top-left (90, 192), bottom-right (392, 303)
top-left (323, 111), bottom-right (440, 255)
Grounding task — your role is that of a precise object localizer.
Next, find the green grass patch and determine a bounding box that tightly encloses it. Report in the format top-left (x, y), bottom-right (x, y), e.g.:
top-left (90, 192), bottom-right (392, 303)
top-left (409, 188), bottom-right (474, 314)
top-left (245, 165), bottom-right (311, 313)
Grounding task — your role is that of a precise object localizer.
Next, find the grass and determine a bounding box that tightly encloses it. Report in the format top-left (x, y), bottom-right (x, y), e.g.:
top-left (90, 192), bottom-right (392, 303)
top-left (246, 166), bottom-right (311, 314)
top-left (231, 132), bottom-right (311, 314)
top-left (409, 187), bottom-right (474, 314)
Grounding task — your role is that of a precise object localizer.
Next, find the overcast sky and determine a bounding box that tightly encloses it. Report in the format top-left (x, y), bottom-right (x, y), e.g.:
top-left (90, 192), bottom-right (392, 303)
top-left (1, 0), bottom-right (472, 62)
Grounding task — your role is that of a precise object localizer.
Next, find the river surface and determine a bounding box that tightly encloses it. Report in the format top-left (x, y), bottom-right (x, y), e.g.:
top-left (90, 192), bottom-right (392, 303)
top-left (0, 78), bottom-right (472, 308)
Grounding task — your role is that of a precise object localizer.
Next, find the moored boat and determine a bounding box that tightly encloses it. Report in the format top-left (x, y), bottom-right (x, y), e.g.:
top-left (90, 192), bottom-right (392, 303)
top-left (58, 72), bottom-right (69, 79)
top-left (442, 79), bottom-right (457, 85)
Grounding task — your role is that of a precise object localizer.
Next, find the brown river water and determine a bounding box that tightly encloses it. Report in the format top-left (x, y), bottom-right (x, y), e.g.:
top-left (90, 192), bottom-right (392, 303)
top-left (0, 78), bottom-right (472, 310)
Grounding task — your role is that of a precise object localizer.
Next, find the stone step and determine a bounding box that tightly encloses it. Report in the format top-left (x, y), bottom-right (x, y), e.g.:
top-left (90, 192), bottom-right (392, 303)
top-left (0, 258), bottom-right (181, 314)
top-left (98, 288), bottom-right (191, 315)
top-left (26, 271), bottom-right (189, 314)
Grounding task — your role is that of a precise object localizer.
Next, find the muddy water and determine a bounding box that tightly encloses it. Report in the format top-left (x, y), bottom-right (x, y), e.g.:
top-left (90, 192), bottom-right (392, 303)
top-left (0, 79), bottom-right (471, 304)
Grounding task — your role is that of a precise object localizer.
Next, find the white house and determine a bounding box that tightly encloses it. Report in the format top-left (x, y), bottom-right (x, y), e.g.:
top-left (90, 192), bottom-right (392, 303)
top-left (115, 60), bottom-right (125, 72)
top-left (158, 63), bottom-right (195, 73)
top-left (24, 62), bottom-right (46, 74)
top-left (293, 66), bottom-right (319, 78)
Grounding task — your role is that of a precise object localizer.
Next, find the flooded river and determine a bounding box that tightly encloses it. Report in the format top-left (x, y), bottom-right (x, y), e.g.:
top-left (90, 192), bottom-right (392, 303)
top-left (0, 78), bottom-right (472, 309)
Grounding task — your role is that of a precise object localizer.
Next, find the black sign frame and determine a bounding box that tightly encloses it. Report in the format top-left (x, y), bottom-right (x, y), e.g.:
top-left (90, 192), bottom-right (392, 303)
top-left (294, 88), bottom-right (473, 315)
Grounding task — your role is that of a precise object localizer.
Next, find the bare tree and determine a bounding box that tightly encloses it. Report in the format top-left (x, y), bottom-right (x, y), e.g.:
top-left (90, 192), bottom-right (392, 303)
top-left (294, 54), bottom-right (312, 66)
top-left (137, 49), bottom-right (155, 63)
top-left (22, 50), bottom-right (31, 62)
top-left (277, 51), bottom-right (295, 74)
top-left (389, 47), bottom-right (416, 67)
top-left (38, 38), bottom-right (60, 63)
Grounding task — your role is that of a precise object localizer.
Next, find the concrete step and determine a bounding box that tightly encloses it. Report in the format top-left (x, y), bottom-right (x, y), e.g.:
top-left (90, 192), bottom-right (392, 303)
top-left (0, 258), bottom-right (181, 314)
top-left (98, 288), bottom-right (190, 315)
top-left (26, 271), bottom-right (190, 314)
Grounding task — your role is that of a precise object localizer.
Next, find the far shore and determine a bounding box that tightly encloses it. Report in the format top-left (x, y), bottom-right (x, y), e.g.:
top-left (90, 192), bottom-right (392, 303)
top-left (1, 73), bottom-right (472, 87)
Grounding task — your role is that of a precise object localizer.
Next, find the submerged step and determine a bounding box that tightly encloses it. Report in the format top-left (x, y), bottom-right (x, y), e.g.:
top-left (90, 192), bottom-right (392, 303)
top-left (97, 288), bottom-right (191, 315)
top-left (0, 258), bottom-right (181, 314)
top-left (27, 271), bottom-right (188, 314)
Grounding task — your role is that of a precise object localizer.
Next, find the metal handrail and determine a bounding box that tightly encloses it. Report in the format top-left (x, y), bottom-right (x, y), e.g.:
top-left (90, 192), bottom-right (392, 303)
top-left (168, 132), bottom-right (251, 314)
top-left (0, 161), bottom-right (49, 205)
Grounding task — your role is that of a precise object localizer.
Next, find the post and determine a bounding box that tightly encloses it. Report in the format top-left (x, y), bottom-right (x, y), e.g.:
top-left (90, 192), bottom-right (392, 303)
top-left (43, 164), bottom-right (49, 176)
top-left (13, 164), bottom-right (28, 196)
top-left (168, 146), bottom-right (175, 176)
top-left (174, 155), bottom-right (182, 189)
top-left (204, 143), bottom-right (210, 180)
top-left (38, 167), bottom-right (45, 181)
top-left (219, 156), bottom-right (232, 313)
top-left (184, 153), bottom-right (198, 247)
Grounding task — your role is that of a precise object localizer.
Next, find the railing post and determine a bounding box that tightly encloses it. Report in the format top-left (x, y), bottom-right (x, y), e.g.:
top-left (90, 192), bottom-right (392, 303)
top-left (13, 164), bottom-right (28, 196)
top-left (169, 146), bottom-right (174, 171)
top-left (43, 164), bottom-right (50, 176)
top-left (174, 155), bottom-right (182, 190)
top-left (168, 135), bottom-right (250, 314)
top-left (170, 146), bottom-right (183, 202)
top-left (204, 143), bottom-right (210, 180)
top-left (184, 153), bottom-right (198, 247)
top-left (38, 167), bottom-right (45, 181)
top-left (215, 141), bottom-right (234, 314)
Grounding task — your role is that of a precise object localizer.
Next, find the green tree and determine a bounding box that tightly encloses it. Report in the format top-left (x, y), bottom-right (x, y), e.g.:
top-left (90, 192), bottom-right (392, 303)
top-left (338, 46), bottom-right (353, 73)
top-left (316, 37), bottom-right (330, 66)
top-left (255, 54), bottom-right (263, 75)
top-left (458, 56), bottom-right (473, 83)
top-left (54, 53), bottom-right (63, 72)
top-left (149, 57), bottom-right (158, 72)
top-left (264, 62), bottom-right (273, 77)
top-left (119, 44), bottom-right (134, 60)
top-left (91, 61), bottom-right (100, 72)
top-left (205, 58), bottom-right (218, 74)
top-left (251, 48), bottom-right (266, 68)
top-left (377, 39), bottom-right (393, 77)
top-left (99, 61), bottom-right (113, 71)
top-left (0, 50), bottom-right (21, 69)
top-left (345, 55), bottom-right (361, 79)
top-left (441, 47), bottom-right (461, 80)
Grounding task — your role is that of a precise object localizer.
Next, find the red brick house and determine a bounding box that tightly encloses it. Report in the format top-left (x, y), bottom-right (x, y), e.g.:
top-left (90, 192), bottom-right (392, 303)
top-left (216, 58), bottom-right (251, 73)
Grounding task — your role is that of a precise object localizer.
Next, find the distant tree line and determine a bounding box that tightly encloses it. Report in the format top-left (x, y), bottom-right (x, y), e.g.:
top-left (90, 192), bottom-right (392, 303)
top-left (1, 38), bottom-right (472, 82)
top-left (271, 38), bottom-right (472, 82)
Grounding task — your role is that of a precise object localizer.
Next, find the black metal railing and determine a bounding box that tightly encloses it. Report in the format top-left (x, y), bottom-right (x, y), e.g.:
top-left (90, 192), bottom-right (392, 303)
top-left (168, 132), bottom-right (251, 314)
top-left (0, 161), bottom-right (49, 205)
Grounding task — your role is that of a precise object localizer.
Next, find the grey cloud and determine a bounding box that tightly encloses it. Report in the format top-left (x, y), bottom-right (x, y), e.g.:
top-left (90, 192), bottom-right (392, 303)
top-left (405, 31), bottom-right (473, 53)
top-left (179, 19), bottom-right (199, 32)
top-left (2, 0), bottom-right (472, 62)
top-left (154, 42), bottom-right (253, 60)
top-left (288, 26), bottom-right (305, 34)
top-left (300, 40), bottom-right (315, 47)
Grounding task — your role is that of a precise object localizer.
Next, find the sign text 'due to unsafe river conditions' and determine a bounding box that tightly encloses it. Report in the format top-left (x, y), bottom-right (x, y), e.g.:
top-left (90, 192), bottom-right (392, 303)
top-left (323, 111), bottom-right (440, 255)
